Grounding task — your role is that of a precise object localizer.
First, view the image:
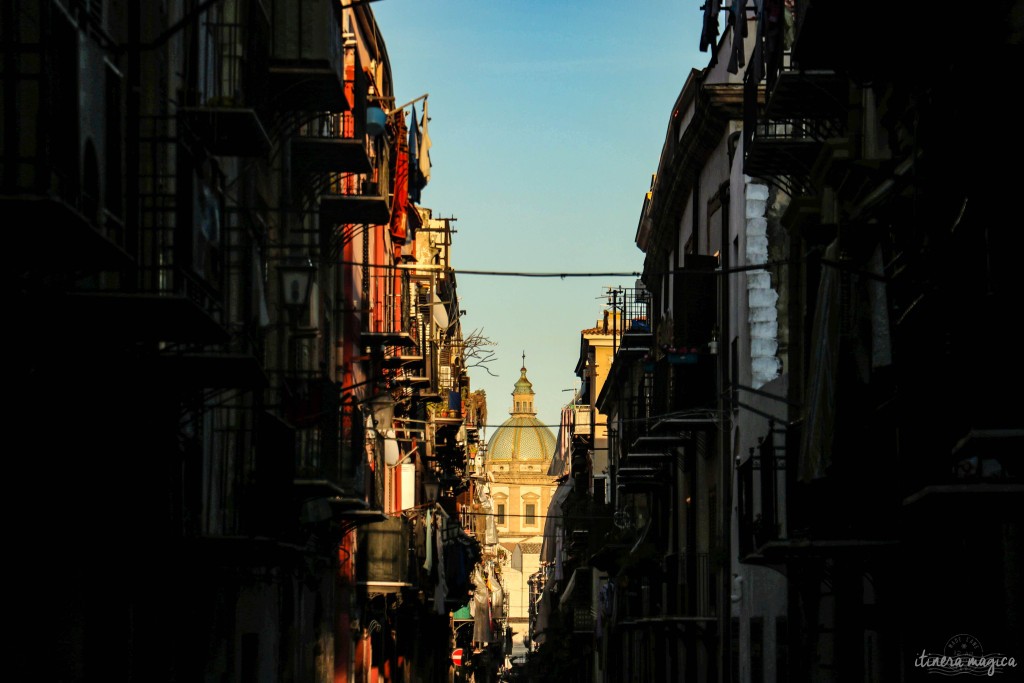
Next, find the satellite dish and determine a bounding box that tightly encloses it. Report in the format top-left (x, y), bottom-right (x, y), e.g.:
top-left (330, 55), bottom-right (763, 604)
top-left (431, 291), bottom-right (449, 330)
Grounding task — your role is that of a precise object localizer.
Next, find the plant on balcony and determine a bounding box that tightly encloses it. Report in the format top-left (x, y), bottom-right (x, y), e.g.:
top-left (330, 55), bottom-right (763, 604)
top-left (660, 343), bottom-right (702, 364)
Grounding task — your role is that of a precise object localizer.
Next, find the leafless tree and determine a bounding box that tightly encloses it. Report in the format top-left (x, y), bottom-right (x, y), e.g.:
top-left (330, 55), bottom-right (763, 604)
top-left (463, 327), bottom-right (498, 376)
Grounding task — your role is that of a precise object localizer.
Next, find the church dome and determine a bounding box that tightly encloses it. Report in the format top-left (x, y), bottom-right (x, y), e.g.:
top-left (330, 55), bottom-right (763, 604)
top-left (486, 362), bottom-right (556, 462)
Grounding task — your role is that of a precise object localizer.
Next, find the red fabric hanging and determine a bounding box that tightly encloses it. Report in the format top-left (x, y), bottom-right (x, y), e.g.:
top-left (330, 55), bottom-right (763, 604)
top-left (390, 114), bottom-right (409, 245)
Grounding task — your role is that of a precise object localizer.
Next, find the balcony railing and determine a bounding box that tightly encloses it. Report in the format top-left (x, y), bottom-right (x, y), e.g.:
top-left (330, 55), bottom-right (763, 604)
top-left (606, 286), bottom-right (652, 345)
top-left (743, 34), bottom-right (847, 192)
top-left (55, 114), bottom-right (235, 344)
top-left (268, 0), bottom-right (347, 112)
top-left (738, 421), bottom-right (795, 561)
top-left (318, 134), bottom-right (391, 228)
top-left (572, 405), bottom-right (593, 437)
top-left (3, 7), bottom-right (131, 271)
top-left (179, 0), bottom-right (271, 156)
top-left (293, 111), bottom-right (372, 174)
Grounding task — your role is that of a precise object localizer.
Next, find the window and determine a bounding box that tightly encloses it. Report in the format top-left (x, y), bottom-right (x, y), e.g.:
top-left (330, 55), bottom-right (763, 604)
top-left (524, 503), bottom-right (536, 525)
top-left (496, 503), bottom-right (506, 525)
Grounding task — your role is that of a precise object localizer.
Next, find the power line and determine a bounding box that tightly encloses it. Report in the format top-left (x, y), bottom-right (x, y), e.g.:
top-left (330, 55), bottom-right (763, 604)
top-left (460, 511), bottom-right (614, 522)
top-left (455, 269), bottom-right (642, 279)
top-left (332, 259), bottom-right (641, 278)
top-left (324, 257), bottom-right (801, 280)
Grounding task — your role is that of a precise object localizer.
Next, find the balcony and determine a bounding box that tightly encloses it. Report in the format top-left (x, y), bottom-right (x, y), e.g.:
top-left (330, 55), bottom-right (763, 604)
top-left (291, 44), bottom-right (370, 171)
top-left (178, 0), bottom-right (272, 156)
top-left (572, 404), bottom-right (592, 438)
top-left (902, 428), bottom-right (1024, 520)
top-left (58, 288), bottom-right (228, 344)
top-left (147, 351), bottom-right (268, 389)
top-left (115, 128), bottom-right (232, 343)
top-left (742, 39), bottom-right (846, 192)
top-left (3, 12), bottom-right (133, 274)
top-left (382, 350), bottom-right (424, 370)
top-left (268, 0), bottom-right (348, 112)
top-left (359, 516), bottom-right (413, 591)
top-left (361, 331), bottom-right (415, 350)
top-left (289, 377), bottom-right (361, 504)
top-left (58, 129), bottom-right (231, 344)
top-left (318, 137), bottom-right (392, 228)
top-left (743, 118), bottom-right (837, 184)
top-left (737, 420), bottom-right (899, 567)
top-left (764, 64), bottom-right (846, 123)
top-left (292, 112), bottom-right (372, 174)
top-left (433, 412), bottom-right (464, 431)
top-left (616, 285), bottom-right (653, 349)
top-left (8, 194), bottom-right (134, 274)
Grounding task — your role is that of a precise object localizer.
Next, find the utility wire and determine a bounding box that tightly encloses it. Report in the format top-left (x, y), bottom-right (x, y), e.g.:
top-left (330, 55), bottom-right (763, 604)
top-left (328, 258), bottom-right (796, 279)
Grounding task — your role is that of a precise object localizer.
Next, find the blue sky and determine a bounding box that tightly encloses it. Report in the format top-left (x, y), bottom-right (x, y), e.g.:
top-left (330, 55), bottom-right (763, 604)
top-left (373, 0), bottom-right (710, 431)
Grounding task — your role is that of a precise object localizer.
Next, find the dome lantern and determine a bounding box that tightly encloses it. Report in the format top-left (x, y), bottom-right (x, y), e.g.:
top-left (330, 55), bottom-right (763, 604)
top-left (486, 354), bottom-right (556, 463)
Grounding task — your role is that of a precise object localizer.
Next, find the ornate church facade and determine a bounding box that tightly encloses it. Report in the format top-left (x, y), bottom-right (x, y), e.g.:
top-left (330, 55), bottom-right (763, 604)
top-left (483, 360), bottom-right (558, 635)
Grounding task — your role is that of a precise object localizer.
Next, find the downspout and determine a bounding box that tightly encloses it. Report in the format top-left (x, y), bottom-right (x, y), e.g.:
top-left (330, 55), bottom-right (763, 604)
top-left (718, 180), bottom-right (733, 683)
top-left (693, 178), bottom-right (701, 253)
top-left (126, 1), bottom-right (140, 289)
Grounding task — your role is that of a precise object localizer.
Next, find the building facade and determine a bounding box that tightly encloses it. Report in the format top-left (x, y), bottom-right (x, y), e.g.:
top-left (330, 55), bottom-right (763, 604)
top-left (484, 363), bottom-right (559, 642)
top-left (536, 2), bottom-right (1023, 682)
top-left (5, 2), bottom-right (481, 681)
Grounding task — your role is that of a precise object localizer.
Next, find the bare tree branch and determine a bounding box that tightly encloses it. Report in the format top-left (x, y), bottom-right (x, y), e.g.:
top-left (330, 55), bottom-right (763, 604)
top-left (463, 327), bottom-right (499, 377)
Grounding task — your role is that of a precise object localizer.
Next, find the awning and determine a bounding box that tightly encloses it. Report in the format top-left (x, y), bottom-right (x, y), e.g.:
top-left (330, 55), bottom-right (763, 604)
top-left (559, 567), bottom-right (593, 610)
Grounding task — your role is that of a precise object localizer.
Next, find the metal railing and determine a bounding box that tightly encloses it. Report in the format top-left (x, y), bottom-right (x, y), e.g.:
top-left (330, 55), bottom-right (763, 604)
top-left (605, 286), bottom-right (653, 341)
top-left (738, 420), bottom-right (791, 558)
top-left (138, 114), bottom-right (226, 317)
top-left (572, 405), bottom-right (592, 437)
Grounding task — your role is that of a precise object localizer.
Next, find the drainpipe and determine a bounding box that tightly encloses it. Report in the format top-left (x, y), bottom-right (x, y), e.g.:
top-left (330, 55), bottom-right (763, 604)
top-left (718, 180), bottom-right (733, 683)
top-left (125, 1), bottom-right (140, 289)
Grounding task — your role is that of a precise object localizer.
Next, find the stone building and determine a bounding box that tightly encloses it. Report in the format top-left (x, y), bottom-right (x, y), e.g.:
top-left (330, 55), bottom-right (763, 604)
top-left (484, 360), bottom-right (558, 636)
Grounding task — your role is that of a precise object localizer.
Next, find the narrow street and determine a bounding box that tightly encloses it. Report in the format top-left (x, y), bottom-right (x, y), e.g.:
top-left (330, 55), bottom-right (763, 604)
top-left (7, 1), bottom-right (1022, 681)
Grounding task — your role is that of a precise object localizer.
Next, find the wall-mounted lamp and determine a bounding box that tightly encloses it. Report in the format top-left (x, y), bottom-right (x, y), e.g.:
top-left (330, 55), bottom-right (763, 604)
top-left (279, 258), bottom-right (316, 314)
top-left (422, 470), bottom-right (441, 505)
top-left (708, 328), bottom-right (719, 355)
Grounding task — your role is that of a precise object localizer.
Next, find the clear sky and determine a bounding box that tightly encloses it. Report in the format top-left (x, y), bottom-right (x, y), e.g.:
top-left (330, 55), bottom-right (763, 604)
top-left (373, 0), bottom-right (711, 433)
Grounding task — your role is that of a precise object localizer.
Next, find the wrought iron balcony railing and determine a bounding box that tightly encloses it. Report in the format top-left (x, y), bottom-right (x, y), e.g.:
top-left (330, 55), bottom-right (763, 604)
top-left (178, 0), bottom-right (271, 156)
top-left (268, 0), bottom-right (348, 112)
top-left (743, 33), bottom-right (847, 194)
